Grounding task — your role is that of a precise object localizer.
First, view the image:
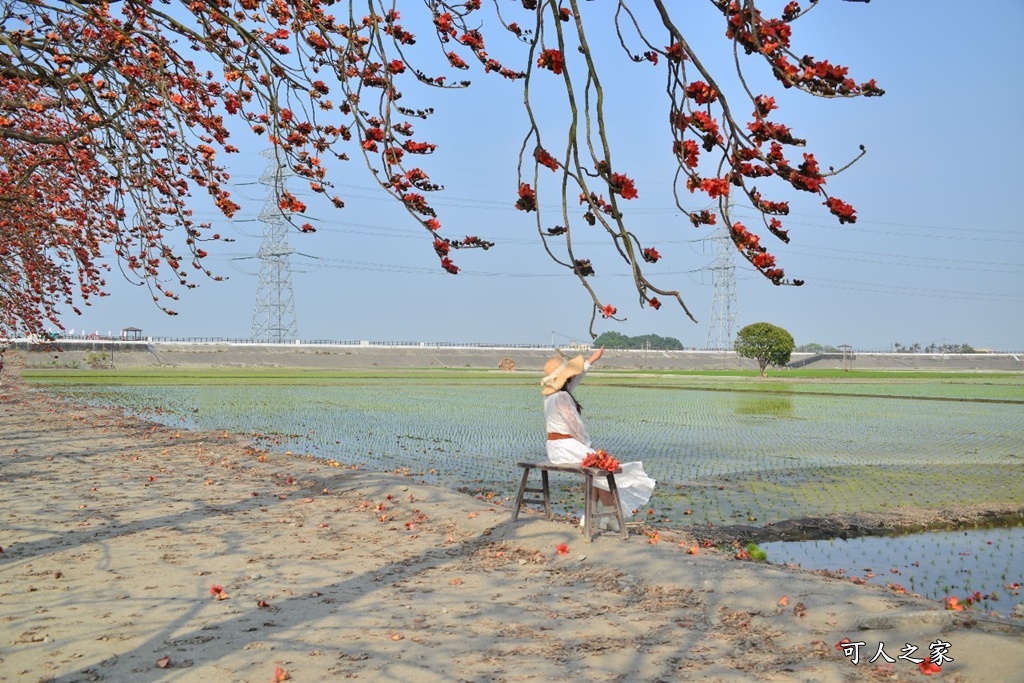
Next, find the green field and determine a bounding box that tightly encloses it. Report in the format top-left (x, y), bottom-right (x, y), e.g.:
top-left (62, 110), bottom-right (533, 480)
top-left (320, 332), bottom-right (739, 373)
top-left (24, 367), bottom-right (1024, 525)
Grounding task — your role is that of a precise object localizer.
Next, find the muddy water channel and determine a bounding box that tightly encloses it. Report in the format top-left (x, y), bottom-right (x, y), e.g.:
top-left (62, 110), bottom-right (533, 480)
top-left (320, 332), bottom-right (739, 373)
top-left (36, 374), bottom-right (1024, 615)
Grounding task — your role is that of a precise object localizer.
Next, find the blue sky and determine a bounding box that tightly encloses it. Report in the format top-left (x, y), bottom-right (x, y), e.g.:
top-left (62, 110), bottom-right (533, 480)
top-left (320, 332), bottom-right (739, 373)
top-left (62, 1), bottom-right (1024, 351)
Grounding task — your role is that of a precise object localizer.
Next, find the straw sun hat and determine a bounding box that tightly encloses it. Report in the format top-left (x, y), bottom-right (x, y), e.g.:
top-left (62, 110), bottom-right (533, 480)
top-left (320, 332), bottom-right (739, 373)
top-left (541, 354), bottom-right (586, 396)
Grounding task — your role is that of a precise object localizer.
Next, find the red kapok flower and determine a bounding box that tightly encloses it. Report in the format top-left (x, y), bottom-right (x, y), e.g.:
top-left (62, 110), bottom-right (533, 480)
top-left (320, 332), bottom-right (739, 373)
top-left (582, 449), bottom-right (620, 471)
top-left (665, 42), bottom-right (687, 62)
top-left (535, 147), bottom-right (559, 171)
top-left (447, 51), bottom-right (468, 69)
top-left (537, 49), bottom-right (565, 75)
top-left (556, 543), bottom-right (569, 555)
top-left (601, 303), bottom-right (617, 318)
top-left (684, 80), bottom-right (718, 104)
top-left (698, 177), bottom-right (730, 199)
top-left (642, 247), bottom-right (661, 263)
top-left (440, 257), bottom-right (459, 274)
top-left (609, 172), bottom-right (638, 199)
top-left (515, 183), bottom-right (537, 211)
top-left (918, 658), bottom-right (942, 675)
top-left (824, 196), bottom-right (857, 224)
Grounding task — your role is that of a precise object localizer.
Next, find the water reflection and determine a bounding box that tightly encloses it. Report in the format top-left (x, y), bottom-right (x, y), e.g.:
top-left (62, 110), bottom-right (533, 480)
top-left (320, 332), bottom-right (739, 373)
top-left (762, 525), bottom-right (1024, 617)
top-left (735, 394), bottom-right (795, 418)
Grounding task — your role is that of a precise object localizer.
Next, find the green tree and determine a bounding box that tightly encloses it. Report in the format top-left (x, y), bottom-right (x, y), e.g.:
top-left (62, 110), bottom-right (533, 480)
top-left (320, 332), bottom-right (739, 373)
top-left (734, 322), bottom-right (795, 377)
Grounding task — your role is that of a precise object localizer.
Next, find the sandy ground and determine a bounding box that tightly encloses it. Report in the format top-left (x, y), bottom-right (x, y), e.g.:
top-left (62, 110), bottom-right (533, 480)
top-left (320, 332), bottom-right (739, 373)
top-left (2, 368), bottom-right (1023, 683)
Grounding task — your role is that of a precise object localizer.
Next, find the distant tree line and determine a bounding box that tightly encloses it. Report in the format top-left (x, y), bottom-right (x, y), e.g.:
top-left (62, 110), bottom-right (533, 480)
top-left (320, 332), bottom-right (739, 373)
top-left (592, 331), bottom-right (684, 350)
top-left (796, 342), bottom-right (978, 354)
top-left (892, 342), bottom-right (976, 354)
top-left (795, 343), bottom-right (840, 353)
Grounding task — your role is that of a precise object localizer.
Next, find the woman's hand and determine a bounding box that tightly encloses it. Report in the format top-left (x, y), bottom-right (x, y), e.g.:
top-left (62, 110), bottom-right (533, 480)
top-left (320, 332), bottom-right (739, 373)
top-left (588, 346), bottom-right (605, 365)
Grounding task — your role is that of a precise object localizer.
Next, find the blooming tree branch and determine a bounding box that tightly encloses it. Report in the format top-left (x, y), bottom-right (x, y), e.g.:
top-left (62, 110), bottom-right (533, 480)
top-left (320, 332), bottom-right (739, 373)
top-left (0, 0), bottom-right (881, 338)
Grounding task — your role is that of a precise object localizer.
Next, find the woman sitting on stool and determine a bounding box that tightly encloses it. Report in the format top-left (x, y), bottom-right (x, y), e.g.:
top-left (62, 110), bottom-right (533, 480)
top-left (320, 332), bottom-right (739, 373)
top-left (541, 346), bottom-right (655, 529)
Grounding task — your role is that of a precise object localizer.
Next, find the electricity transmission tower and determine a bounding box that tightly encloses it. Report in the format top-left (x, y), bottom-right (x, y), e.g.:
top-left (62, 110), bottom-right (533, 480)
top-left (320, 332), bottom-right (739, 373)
top-left (705, 222), bottom-right (739, 350)
top-left (250, 149), bottom-right (298, 342)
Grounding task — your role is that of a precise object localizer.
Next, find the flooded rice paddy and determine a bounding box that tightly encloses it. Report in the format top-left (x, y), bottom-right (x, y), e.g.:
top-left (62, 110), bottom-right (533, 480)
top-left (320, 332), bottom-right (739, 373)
top-left (32, 372), bottom-right (1024, 615)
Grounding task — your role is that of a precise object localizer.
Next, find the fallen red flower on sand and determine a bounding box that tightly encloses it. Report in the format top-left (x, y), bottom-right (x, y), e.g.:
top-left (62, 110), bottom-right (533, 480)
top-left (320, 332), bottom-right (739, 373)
top-left (556, 543), bottom-right (569, 555)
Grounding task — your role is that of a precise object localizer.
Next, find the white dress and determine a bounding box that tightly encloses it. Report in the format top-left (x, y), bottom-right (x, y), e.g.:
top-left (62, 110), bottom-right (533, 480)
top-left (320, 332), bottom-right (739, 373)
top-left (543, 364), bottom-right (655, 516)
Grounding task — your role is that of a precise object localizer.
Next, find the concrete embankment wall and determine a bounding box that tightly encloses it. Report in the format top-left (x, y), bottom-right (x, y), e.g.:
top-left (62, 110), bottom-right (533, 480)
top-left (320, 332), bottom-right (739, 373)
top-left (11, 340), bottom-right (1024, 373)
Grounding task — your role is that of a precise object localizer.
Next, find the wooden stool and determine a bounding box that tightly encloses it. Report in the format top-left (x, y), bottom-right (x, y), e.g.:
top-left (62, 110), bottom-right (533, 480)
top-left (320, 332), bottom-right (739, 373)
top-left (511, 461), bottom-right (628, 542)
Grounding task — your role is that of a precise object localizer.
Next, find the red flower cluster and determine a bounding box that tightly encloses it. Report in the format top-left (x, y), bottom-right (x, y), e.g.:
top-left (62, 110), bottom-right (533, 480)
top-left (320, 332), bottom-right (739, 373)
top-left (534, 147), bottom-right (559, 171)
top-left (404, 140), bottom-right (436, 154)
top-left (689, 210), bottom-right (716, 227)
top-left (665, 42), bottom-right (687, 62)
top-left (609, 172), bottom-right (638, 199)
top-left (447, 51), bottom-right (468, 69)
top-left (751, 191), bottom-right (789, 215)
top-left (435, 12), bottom-right (454, 35)
top-left (537, 49), bottom-right (565, 75)
top-left (768, 218), bottom-right (789, 243)
top-left (582, 449), bottom-right (620, 472)
top-left (515, 183), bottom-right (536, 211)
top-left (642, 247), bottom-right (660, 263)
top-left (579, 191), bottom-right (615, 216)
top-left (824, 197), bottom-right (856, 224)
top-left (674, 139), bottom-right (700, 168)
top-left (753, 94), bottom-right (778, 116)
top-left (684, 81), bottom-right (718, 105)
top-left (600, 303), bottom-right (617, 318)
top-left (731, 221), bottom-right (787, 284)
top-left (697, 177), bottom-right (730, 199)
top-left (278, 192), bottom-right (306, 213)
